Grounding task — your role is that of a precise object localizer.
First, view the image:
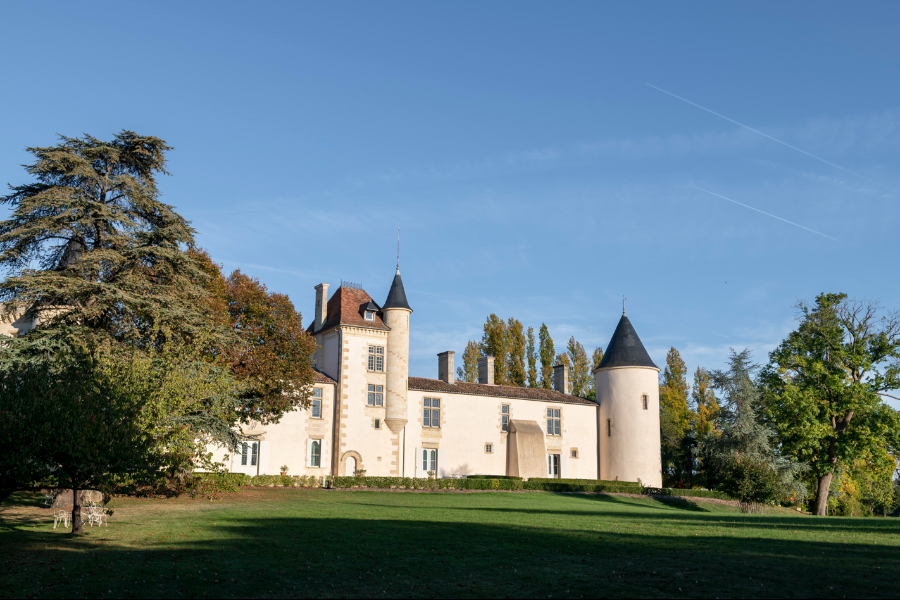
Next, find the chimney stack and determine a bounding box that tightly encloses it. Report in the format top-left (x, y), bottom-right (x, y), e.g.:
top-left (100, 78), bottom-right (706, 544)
top-left (314, 283), bottom-right (329, 331)
top-left (553, 364), bottom-right (569, 394)
top-left (438, 351), bottom-right (455, 384)
top-left (477, 356), bottom-right (495, 385)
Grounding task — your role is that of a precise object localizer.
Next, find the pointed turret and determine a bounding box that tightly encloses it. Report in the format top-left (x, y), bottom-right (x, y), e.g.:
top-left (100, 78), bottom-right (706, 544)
top-left (383, 270), bottom-right (412, 311)
top-left (596, 314), bottom-right (657, 371)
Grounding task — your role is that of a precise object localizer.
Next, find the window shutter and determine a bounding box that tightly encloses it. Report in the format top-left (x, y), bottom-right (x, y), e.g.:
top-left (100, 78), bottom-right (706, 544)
top-left (413, 448), bottom-right (421, 478)
top-left (436, 449), bottom-right (444, 478)
top-left (320, 439), bottom-right (328, 474)
top-left (258, 441), bottom-right (270, 475)
top-left (559, 453), bottom-right (567, 479)
top-left (305, 439), bottom-right (313, 468)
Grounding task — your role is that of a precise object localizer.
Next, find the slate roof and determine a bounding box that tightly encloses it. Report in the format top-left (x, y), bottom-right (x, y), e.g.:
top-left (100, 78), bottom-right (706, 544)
top-left (383, 271), bottom-right (412, 311)
top-left (307, 286), bottom-right (390, 334)
top-left (408, 377), bottom-right (597, 406)
top-left (595, 314), bottom-right (658, 370)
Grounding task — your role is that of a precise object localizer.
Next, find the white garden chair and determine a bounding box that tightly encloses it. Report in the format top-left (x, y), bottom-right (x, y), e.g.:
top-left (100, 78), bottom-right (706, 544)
top-left (52, 503), bottom-right (70, 529)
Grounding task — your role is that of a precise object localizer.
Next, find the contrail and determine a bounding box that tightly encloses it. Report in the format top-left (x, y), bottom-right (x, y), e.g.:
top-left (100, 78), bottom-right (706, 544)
top-left (647, 83), bottom-right (888, 190)
top-left (692, 186), bottom-right (840, 242)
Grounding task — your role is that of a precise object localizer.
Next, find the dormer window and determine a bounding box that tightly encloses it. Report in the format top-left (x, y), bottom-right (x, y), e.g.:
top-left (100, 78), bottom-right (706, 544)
top-left (365, 310), bottom-right (375, 321)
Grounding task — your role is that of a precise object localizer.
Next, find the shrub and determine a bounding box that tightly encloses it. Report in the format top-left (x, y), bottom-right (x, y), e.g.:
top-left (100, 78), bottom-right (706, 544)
top-left (716, 456), bottom-right (783, 512)
top-left (466, 475), bottom-right (523, 480)
top-left (643, 487), bottom-right (732, 500)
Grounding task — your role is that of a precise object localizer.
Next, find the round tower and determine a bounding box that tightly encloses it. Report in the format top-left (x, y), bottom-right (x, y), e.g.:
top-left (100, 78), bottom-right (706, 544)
top-left (382, 268), bottom-right (412, 433)
top-left (594, 311), bottom-right (662, 488)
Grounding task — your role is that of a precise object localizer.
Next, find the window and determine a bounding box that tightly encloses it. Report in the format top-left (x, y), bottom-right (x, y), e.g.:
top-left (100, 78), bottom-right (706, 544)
top-left (423, 398), bottom-right (441, 428)
top-left (241, 442), bottom-right (258, 466)
top-left (310, 440), bottom-right (321, 467)
top-left (368, 346), bottom-right (384, 371)
top-left (367, 384), bottom-right (383, 406)
top-left (571, 448), bottom-right (578, 459)
top-left (548, 454), bottom-right (560, 478)
top-left (422, 449), bottom-right (437, 473)
top-left (607, 419), bottom-right (611, 437)
top-left (546, 408), bottom-right (561, 436)
top-left (642, 394), bottom-right (649, 410)
top-left (501, 404), bottom-right (510, 432)
top-left (374, 419), bottom-right (381, 429)
top-left (365, 310), bottom-right (375, 321)
top-left (311, 388), bottom-right (323, 418)
top-left (485, 443), bottom-right (493, 454)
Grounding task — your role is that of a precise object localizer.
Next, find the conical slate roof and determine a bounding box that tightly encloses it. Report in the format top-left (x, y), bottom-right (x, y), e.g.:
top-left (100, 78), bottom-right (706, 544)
top-left (383, 271), bottom-right (412, 311)
top-left (596, 314), bottom-right (658, 370)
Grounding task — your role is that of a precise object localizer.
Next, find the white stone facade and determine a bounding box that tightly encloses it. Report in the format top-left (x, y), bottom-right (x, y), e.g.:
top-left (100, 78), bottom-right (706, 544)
top-left (210, 272), bottom-right (663, 484)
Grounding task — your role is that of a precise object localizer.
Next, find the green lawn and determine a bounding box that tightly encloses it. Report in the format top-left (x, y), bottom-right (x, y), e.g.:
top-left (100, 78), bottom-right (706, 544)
top-left (1, 488), bottom-right (897, 599)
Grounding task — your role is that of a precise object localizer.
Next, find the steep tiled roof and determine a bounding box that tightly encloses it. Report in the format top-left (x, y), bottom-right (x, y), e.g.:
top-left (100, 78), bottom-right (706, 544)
top-left (407, 377), bottom-right (597, 406)
top-left (596, 314), bottom-right (658, 370)
top-left (307, 286), bottom-right (390, 334)
top-left (312, 367), bottom-right (337, 384)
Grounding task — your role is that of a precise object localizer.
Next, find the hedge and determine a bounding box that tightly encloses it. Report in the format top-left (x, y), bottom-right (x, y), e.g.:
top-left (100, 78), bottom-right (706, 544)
top-left (466, 475), bottom-right (523, 481)
top-left (643, 487), bottom-right (732, 500)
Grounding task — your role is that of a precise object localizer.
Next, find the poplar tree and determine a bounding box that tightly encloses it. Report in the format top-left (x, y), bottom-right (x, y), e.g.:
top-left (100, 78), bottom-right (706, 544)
top-left (481, 314), bottom-right (509, 386)
top-left (458, 340), bottom-right (481, 382)
top-left (538, 323), bottom-right (555, 389)
top-left (565, 336), bottom-right (592, 397)
top-left (592, 346), bottom-right (604, 370)
top-left (658, 347), bottom-right (694, 485)
top-left (692, 367), bottom-right (719, 438)
top-left (526, 326), bottom-right (538, 388)
top-left (507, 318), bottom-right (527, 387)
top-left (762, 294), bottom-right (900, 516)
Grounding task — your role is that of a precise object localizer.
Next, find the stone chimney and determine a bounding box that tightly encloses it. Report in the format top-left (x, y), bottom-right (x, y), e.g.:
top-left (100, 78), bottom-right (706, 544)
top-left (314, 283), bottom-right (329, 332)
top-left (477, 356), bottom-right (495, 385)
top-left (438, 351), bottom-right (455, 384)
top-left (553, 364), bottom-right (569, 394)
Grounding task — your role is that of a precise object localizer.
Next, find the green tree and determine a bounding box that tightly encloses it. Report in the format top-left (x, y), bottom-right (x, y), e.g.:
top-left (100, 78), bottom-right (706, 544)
top-left (762, 294), bottom-right (900, 516)
top-left (538, 323), bottom-right (555, 389)
top-left (458, 340), bottom-right (481, 383)
top-left (0, 331), bottom-right (243, 532)
top-left (592, 346), bottom-right (604, 370)
top-left (0, 132), bottom-right (222, 347)
top-left (507, 318), bottom-right (527, 387)
top-left (691, 367), bottom-right (719, 438)
top-left (481, 314), bottom-right (510, 386)
top-left (565, 337), bottom-right (592, 397)
top-left (659, 347), bottom-right (694, 487)
top-left (526, 326), bottom-right (538, 388)
top-left (703, 349), bottom-right (805, 511)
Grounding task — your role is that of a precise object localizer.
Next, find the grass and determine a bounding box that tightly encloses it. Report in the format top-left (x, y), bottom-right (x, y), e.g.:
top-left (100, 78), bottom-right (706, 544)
top-left (1, 488), bottom-right (898, 599)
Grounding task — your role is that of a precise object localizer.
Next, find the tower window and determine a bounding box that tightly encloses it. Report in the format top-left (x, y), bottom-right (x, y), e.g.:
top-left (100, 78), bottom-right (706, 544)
top-left (374, 418), bottom-right (381, 429)
top-left (642, 394), bottom-right (649, 410)
top-left (485, 443), bottom-right (493, 454)
top-left (607, 419), bottom-right (611, 437)
top-left (367, 384), bottom-right (383, 406)
top-left (368, 346), bottom-right (384, 371)
top-left (571, 448), bottom-right (579, 459)
top-left (546, 408), bottom-right (561, 436)
top-left (501, 404), bottom-right (510, 432)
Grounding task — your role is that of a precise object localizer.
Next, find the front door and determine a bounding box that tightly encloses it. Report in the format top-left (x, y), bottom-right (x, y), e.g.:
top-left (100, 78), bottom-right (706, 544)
top-left (548, 454), bottom-right (560, 478)
top-left (346, 456), bottom-right (357, 476)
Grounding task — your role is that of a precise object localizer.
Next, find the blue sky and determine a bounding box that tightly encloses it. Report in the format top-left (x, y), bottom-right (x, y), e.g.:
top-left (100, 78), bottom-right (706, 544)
top-left (2, 2), bottom-right (899, 397)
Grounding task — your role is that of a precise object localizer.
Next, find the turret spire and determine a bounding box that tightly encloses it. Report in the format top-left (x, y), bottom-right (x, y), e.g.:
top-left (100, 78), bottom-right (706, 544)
top-left (396, 228), bottom-right (400, 274)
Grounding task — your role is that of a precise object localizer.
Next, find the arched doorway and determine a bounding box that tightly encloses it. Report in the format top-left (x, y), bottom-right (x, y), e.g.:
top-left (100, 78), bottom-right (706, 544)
top-left (345, 456), bottom-right (357, 476)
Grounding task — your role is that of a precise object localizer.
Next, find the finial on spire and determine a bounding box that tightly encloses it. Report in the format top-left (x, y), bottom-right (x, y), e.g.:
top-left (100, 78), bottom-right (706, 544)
top-left (396, 228), bottom-right (400, 274)
top-left (623, 295), bottom-right (627, 316)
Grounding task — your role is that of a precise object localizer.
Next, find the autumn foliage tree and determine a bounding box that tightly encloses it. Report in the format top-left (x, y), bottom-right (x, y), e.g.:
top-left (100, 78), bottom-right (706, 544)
top-left (659, 347), bottom-right (695, 486)
top-left (539, 323), bottom-right (555, 389)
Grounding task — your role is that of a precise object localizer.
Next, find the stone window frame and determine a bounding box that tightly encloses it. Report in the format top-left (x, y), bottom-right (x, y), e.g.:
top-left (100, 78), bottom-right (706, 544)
top-left (546, 407), bottom-right (561, 436)
top-left (311, 387), bottom-right (323, 418)
top-left (367, 345), bottom-right (385, 372)
top-left (364, 310), bottom-right (375, 322)
top-left (642, 394), bottom-right (649, 410)
top-left (570, 448), bottom-right (579, 459)
top-left (374, 418), bottom-right (382, 429)
top-left (501, 404), bottom-right (510, 432)
top-left (485, 443), bottom-right (493, 454)
top-left (367, 384), bottom-right (384, 406)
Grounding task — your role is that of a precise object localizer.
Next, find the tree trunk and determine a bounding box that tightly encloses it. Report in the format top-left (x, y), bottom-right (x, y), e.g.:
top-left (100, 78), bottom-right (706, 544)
top-left (813, 472), bottom-right (834, 516)
top-left (71, 487), bottom-right (83, 534)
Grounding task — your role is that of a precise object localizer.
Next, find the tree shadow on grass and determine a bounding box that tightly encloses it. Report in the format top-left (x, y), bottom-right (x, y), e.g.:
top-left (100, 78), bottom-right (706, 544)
top-left (1, 506), bottom-right (898, 599)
